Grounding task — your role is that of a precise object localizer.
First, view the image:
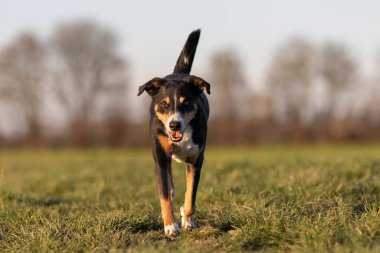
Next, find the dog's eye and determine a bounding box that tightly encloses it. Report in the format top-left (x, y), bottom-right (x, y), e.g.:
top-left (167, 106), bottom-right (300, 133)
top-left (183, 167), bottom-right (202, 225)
top-left (160, 100), bottom-right (169, 109)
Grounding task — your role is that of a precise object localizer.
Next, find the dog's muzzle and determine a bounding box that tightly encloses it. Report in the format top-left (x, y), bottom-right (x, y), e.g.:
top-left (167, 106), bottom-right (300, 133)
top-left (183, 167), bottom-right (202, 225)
top-left (169, 121), bottom-right (183, 142)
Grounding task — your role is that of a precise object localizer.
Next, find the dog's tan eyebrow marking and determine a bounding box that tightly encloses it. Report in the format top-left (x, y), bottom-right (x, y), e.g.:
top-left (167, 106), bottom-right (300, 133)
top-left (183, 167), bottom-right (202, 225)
top-left (179, 96), bottom-right (186, 104)
top-left (163, 97), bottom-right (170, 104)
top-left (155, 104), bottom-right (170, 124)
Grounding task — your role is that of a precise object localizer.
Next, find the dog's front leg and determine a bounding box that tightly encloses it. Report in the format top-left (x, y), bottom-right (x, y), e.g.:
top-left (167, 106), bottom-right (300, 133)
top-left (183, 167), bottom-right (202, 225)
top-left (153, 139), bottom-right (179, 238)
top-left (181, 154), bottom-right (203, 230)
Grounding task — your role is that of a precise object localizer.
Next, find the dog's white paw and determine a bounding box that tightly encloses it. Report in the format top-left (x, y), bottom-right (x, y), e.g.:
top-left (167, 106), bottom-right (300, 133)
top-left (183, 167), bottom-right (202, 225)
top-left (180, 206), bottom-right (197, 230)
top-left (164, 223), bottom-right (180, 238)
top-left (181, 218), bottom-right (196, 230)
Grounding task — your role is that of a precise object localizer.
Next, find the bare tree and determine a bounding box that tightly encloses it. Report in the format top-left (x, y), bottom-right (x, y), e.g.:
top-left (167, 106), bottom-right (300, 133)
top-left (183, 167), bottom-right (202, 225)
top-left (267, 38), bottom-right (315, 124)
top-left (266, 38), bottom-right (316, 141)
top-left (51, 20), bottom-right (127, 145)
top-left (207, 49), bottom-right (247, 143)
top-left (319, 42), bottom-right (357, 117)
top-left (0, 33), bottom-right (45, 144)
top-left (208, 49), bottom-right (246, 119)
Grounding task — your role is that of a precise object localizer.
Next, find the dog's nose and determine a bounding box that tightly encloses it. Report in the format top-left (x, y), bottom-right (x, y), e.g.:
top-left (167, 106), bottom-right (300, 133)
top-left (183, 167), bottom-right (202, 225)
top-left (169, 121), bottom-right (182, 131)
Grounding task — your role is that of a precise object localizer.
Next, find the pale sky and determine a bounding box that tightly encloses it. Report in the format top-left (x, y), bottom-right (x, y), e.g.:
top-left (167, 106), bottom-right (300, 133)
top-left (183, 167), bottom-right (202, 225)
top-left (1, 0), bottom-right (380, 91)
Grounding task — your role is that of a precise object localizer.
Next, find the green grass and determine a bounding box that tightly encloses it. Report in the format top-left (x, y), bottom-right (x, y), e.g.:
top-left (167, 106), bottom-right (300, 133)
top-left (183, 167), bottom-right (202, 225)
top-left (0, 145), bottom-right (379, 252)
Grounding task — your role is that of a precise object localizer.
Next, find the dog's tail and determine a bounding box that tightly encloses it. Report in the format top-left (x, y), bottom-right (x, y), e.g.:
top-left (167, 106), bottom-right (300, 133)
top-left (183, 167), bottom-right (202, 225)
top-left (173, 29), bottom-right (201, 74)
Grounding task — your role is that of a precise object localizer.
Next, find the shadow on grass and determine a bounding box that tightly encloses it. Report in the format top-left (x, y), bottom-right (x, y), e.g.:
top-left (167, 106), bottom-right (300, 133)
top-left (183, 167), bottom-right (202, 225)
top-left (242, 237), bottom-right (282, 251)
top-left (209, 221), bottom-right (234, 232)
top-left (111, 216), bottom-right (162, 234)
top-left (3, 193), bottom-right (69, 207)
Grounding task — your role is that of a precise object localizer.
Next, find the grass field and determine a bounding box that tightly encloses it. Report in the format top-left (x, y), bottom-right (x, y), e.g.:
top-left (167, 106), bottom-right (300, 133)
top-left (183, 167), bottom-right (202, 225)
top-left (0, 145), bottom-right (379, 252)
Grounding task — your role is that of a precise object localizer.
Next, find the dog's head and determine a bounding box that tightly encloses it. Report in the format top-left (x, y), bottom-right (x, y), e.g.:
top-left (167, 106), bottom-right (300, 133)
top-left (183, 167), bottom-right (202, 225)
top-left (138, 75), bottom-right (210, 142)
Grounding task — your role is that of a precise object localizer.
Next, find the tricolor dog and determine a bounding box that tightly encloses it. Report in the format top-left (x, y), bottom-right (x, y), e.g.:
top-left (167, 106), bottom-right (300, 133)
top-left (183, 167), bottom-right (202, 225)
top-left (137, 29), bottom-right (210, 238)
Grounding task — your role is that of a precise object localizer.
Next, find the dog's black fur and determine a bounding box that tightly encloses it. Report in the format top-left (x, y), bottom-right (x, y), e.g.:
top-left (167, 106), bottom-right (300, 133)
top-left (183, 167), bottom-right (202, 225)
top-left (138, 29), bottom-right (210, 237)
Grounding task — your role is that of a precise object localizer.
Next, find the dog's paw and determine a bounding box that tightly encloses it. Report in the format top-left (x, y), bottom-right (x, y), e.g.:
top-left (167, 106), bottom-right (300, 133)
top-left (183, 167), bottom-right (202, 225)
top-left (180, 206), bottom-right (197, 230)
top-left (164, 223), bottom-right (180, 238)
top-left (181, 218), bottom-right (196, 230)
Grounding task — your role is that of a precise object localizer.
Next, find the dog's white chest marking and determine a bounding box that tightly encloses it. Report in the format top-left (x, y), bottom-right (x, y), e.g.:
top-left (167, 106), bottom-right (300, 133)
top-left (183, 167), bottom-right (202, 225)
top-left (171, 127), bottom-right (199, 163)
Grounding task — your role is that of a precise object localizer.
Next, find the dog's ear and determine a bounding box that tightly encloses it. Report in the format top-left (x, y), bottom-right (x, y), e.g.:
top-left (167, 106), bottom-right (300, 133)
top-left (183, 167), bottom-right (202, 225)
top-left (183, 75), bottom-right (211, 95)
top-left (137, 78), bottom-right (166, 96)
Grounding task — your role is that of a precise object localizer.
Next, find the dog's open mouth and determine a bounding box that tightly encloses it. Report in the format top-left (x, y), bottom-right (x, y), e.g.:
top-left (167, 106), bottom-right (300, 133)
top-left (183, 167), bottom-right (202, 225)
top-left (169, 131), bottom-right (183, 142)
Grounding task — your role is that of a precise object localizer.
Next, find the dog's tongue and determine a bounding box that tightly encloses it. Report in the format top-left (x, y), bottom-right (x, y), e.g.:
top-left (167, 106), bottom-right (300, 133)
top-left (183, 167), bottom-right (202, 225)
top-left (171, 131), bottom-right (181, 139)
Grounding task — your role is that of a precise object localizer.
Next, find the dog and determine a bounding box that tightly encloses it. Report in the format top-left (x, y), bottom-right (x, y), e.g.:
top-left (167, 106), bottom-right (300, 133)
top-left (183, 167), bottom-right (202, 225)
top-left (137, 29), bottom-right (210, 238)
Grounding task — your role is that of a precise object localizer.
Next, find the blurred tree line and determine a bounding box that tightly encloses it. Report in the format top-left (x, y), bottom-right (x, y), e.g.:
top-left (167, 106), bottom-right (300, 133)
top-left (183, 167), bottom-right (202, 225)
top-left (0, 20), bottom-right (380, 147)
